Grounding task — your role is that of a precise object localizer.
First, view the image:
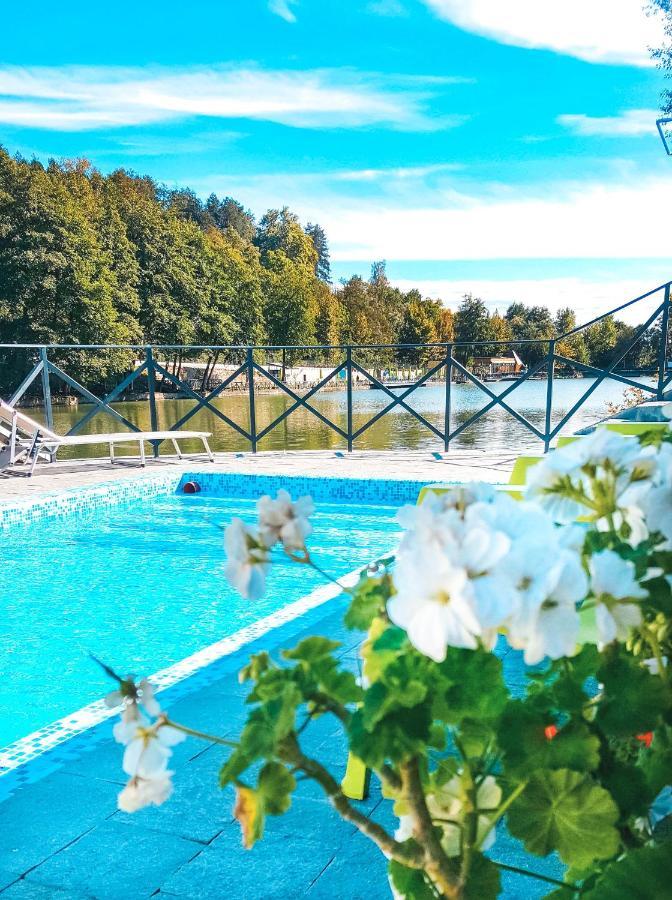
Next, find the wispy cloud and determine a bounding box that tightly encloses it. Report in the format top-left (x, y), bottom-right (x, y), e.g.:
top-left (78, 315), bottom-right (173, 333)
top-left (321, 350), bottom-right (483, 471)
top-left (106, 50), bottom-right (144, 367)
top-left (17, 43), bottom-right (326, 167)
top-left (422, 0), bottom-right (663, 66)
top-left (0, 64), bottom-right (467, 133)
top-left (558, 108), bottom-right (658, 137)
top-left (268, 0), bottom-right (299, 23)
top-left (367, 0), bottom-right (408, 17)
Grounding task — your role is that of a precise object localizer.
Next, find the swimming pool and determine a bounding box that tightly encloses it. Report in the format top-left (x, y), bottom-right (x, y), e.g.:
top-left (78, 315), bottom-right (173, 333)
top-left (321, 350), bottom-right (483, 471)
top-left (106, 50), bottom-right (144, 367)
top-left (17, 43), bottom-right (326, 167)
top-left (1, 475), bottom-right (411, 752)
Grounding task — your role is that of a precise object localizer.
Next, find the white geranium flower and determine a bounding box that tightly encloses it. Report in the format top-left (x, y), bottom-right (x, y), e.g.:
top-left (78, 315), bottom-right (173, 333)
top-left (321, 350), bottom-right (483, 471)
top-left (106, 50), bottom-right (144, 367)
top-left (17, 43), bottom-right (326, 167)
top-left (395, 775), bottom-right (502, 857)
top-left (510, 550), bottom-right (587, 665)
top-left (388, 548), bottom-right (480, 661)
top-left (224, 518), bottom-right (270, 600)
top-left (122, 721), bottom-right (185, 779)
top-left (118, 772), bottom-right (174, 812)
top-left (644, 484), bottom-right (672, 544)
top-left (257, 489), bottom-right (314, 551)
top-left (590, 550), bottom-right (647, 646)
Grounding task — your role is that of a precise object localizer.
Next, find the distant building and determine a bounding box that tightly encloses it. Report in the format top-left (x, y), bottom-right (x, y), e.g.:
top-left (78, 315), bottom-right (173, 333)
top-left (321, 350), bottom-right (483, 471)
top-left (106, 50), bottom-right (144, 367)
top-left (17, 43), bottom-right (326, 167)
top-left (471, 351), bottom-right (525, 377)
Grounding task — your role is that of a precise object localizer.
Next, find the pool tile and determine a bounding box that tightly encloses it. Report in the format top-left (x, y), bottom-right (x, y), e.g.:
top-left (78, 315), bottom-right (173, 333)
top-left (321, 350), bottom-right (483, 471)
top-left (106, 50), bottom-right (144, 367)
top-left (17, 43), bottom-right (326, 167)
top-left (0, 880), bottom-right (92, 899)
top-left (307, 832), bottom-right (389, 899)
top-left (25, 820), bottom-right (200, 900)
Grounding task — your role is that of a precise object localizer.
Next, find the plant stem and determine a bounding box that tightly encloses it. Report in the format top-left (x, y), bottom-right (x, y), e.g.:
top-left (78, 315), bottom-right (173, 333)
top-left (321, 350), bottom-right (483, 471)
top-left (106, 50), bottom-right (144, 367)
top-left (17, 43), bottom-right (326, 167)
top-left (492, 861), bottom-right (577, 891)
top-left (402, 758), bottom-right (462, 898)
top-left (475, 780), bottom-right (528, 851)
top-left (644, 628), bottom-right (670, 690)
top-left (279, 735), bottom-right (423, 871)
top-left (162, 718), bottom-right (238, 748)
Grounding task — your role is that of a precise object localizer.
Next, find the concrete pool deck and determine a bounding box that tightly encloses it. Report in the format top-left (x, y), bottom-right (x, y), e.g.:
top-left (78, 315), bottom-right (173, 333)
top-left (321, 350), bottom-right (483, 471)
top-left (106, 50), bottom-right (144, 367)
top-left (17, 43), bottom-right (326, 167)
top-left (0, 599), bottom-right (561, 900)
top-left (0, 448), bottom-right (515, 500)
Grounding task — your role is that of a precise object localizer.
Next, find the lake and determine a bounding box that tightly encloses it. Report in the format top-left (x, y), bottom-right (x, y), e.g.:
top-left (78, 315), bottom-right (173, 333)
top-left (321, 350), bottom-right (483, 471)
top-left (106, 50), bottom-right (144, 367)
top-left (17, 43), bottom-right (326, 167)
top-left (37, 375), bottom-right (651, 459)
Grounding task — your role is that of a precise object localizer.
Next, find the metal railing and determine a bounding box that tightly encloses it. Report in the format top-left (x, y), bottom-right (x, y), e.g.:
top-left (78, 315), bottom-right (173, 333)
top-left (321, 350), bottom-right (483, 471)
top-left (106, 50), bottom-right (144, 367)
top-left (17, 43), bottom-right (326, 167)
top-left (1, 281), bottom-right (670, 456)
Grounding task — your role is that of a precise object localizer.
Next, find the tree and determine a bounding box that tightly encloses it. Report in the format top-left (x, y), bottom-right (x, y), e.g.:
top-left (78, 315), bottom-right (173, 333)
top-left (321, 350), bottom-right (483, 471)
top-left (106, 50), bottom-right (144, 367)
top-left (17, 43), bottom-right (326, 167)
top-left (554, 308), bottom-right (588, 369)
top-left (305, 223), bottom-right (331, 282)
top-left (454, 294), bottom-right (491, 358)
top-left (505, 302), bottom-right (554, 366)
top-left (206, 194), bottom-right (255, 242)
top-left (398, 298), bottom-right (437, 364)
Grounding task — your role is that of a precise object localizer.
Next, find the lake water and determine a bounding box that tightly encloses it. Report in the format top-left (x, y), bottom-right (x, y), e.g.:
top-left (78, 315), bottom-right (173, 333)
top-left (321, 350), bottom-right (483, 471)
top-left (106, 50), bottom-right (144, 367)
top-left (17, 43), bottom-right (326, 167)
top-left (36, 375), bottom-right (652, 458)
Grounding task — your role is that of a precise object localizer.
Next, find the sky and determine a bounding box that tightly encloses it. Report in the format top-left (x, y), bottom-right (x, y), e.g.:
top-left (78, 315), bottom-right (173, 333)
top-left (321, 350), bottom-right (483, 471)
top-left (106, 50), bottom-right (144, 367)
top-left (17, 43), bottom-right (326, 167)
top-left (1, 0), bottom-right (672, 321)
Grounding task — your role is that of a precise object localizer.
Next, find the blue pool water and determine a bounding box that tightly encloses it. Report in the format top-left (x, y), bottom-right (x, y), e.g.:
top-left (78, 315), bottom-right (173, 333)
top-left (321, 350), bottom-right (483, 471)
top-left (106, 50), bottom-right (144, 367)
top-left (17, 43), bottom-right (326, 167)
top-left (1, 490), bottom-right (401, 748)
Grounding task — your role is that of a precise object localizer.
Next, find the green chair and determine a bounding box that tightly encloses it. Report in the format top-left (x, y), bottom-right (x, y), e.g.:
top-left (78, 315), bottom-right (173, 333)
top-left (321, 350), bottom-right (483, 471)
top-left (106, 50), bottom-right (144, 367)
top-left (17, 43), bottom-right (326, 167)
top-left (556, 435), bottom-right (581, 448)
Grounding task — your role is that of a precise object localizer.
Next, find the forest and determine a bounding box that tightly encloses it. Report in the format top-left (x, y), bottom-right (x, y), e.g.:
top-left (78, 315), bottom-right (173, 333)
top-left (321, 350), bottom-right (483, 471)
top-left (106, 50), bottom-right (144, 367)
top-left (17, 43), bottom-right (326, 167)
top-left (0, 146), bottom-right (660, 392)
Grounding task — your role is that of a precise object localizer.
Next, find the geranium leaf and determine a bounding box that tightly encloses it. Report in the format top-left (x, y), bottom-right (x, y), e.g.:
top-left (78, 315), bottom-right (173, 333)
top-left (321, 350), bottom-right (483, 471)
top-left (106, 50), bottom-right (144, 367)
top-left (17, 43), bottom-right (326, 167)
top-left (344, 572), bottom-right (393, 631)
top-left (258, 761), bottom-right (295, 815)
top-left (463, 851), bottom-right (501, 900)
top-left (584, 843), bottom-right (672, 899)
top-left (596, 649), bottom-right (671, 737)
top-left (388, 860), bottom-right (436, 899)
top-left (507, 769), bottom-right (620, 868)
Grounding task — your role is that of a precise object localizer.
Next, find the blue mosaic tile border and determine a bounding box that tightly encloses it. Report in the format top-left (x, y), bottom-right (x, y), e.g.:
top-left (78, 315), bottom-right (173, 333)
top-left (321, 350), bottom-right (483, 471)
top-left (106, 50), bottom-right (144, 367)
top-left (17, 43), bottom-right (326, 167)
top-left (0, 472), bottom-right (180, 531)
top-left (176, 471), bottom-right (428, 506)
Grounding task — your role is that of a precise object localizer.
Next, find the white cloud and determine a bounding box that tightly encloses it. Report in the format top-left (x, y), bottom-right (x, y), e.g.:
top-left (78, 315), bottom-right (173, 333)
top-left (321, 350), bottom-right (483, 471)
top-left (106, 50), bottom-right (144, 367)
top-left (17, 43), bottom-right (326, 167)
top-left (558, 108), bottom-right (659, 136)
top-left (0, 65), bottom-right (462, 132)
top-left (319, 178), bottom-right (672, 262)
top-left (268, 0), bottom-right (299, 23)
top-left (422, 0), bottom-right (664, 66)
top-left (390, 276), bottom-right (664, 321)
top-left (202, 167), bottom-right (672, 263)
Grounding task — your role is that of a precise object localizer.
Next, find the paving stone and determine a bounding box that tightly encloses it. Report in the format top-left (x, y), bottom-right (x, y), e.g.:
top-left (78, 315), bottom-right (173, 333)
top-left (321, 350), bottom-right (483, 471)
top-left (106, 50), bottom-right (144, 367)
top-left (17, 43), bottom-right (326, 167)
top-left (307, 832), bottom-right (389, 899)
top-left (25, 820), bottom-right (200, 900)
top-left (161, 800), bottom-right (347, 899)
top-left (0, 880), bottom-right (92, 899)
top-left (0, 772), bottom-right (118, 874)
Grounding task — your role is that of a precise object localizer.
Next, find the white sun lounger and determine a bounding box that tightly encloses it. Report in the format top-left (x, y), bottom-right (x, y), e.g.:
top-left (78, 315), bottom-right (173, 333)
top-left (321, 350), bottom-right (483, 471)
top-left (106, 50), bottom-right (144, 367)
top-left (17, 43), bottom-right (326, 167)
top-left (0, 399), bottom-right (214, 475)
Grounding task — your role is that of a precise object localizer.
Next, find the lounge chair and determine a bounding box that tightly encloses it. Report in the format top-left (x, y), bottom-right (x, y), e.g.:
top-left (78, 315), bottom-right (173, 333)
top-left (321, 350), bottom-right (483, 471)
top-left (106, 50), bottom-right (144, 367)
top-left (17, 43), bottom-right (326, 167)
top-left (0, 399), bottom-right (214, 475)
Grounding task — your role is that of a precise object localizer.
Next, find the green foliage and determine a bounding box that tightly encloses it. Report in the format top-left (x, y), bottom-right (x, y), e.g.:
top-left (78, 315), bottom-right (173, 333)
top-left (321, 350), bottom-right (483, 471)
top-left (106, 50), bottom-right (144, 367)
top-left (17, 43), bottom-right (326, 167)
top-left (584, 842), bottom-right (672, 899)
top-left (596, 647), bottom-right (671, 737)
top-left (389, 860), bottom-right (437, 899)
top-left (507, 769), bottom-right (621, 868)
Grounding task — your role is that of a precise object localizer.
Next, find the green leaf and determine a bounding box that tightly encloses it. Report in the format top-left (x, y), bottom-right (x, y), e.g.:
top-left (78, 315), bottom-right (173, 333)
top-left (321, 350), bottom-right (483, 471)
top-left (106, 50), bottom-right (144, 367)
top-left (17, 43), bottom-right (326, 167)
top-left (344, 572), bottom-right (393, 631)
top-left (283, 636), bottom-right (341, 663)
top-left (499, 703), bottom-right (600, 774)
top-left (596, 649), bottom-right (671, 737)
top-left (463, 851), bottom-right (501, 900)
top-left (349, 703), bottom-right (433, 769)
top-left (257, 761), bottom-right (296, 815)
top-left (434, 648), bottom-right (507, 725)
top-left (599, 758), bottom-right (650, 818)
top-left (388, 859), bottom-right (436, 900)
top-left (507, 769), bottom-right (620, 869)
top-left (584, 843), bottom-right (672, 899)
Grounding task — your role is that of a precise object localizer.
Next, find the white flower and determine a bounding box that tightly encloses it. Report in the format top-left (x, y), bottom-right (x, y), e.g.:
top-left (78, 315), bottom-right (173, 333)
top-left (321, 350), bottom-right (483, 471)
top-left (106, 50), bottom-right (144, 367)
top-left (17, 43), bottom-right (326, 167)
top-left (590, 550), bottom-right (647, 646)
top-left (388, 547), bottom-right (480, 661)
top-left (644, 484), bottom-right (672, 544)
top-left (395, 774), bottom-right (501, 857)
top-left (527, 430), bottom-right (656, 531)
top-left (105, 677), bottom-right (161, 719)
top-left (224, 518), bottom-right (270, 600)
top-left (118, 772), bottom-right (174, 812)
top-left (257, 489), bottom-right (314, 551)
top-left (509, 550), bottom-right (587, 666)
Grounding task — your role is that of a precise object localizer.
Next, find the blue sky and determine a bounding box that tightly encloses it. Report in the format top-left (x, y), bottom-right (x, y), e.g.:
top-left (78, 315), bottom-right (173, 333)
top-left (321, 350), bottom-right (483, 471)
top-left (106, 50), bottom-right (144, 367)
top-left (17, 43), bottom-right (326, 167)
top-left (1, 0), bottom-right (671, 320)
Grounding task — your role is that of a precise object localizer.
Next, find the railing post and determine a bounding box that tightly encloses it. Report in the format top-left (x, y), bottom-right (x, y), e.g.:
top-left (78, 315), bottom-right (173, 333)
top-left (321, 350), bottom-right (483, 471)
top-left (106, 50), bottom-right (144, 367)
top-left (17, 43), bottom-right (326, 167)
top-left (657, 282), bottom-right (671, 399)
top-left (145, 346), bottom-right (160, 458)
top-left (346, 346), bottom-right (353, 452)
top-left (444, 344), bottom-right (453, 452)
top-left (544, 340), bottom-right (555, 453)
top-left (39, 347), bottom-right (54, 432)
top-left (247, 347), bottom-right (257, 453)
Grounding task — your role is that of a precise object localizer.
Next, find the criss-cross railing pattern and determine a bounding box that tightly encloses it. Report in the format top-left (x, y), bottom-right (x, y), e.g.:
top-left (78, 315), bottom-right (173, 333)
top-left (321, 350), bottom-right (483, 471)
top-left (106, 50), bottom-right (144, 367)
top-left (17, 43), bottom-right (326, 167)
top-left (2, 280), bottom-right (670, 456)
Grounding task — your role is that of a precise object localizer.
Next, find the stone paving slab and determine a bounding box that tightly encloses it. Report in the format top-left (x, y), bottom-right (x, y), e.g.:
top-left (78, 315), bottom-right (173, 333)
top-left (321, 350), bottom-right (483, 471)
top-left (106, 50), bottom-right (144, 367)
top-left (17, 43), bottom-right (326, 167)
top-left (0, 449), bottom-right (515, 500)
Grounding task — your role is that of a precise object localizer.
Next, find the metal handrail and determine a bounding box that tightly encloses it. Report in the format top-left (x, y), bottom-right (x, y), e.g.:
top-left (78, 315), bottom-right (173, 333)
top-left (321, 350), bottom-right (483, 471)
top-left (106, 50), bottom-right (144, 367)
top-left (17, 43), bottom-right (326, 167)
top-left (1, 280), bottom-right (670, 455)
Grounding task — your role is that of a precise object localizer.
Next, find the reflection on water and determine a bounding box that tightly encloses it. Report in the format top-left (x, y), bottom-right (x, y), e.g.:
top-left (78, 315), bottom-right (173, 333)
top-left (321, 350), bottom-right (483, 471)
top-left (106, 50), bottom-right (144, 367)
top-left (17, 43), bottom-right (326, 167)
top-left (35, 376), bottom-right (652, 459)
